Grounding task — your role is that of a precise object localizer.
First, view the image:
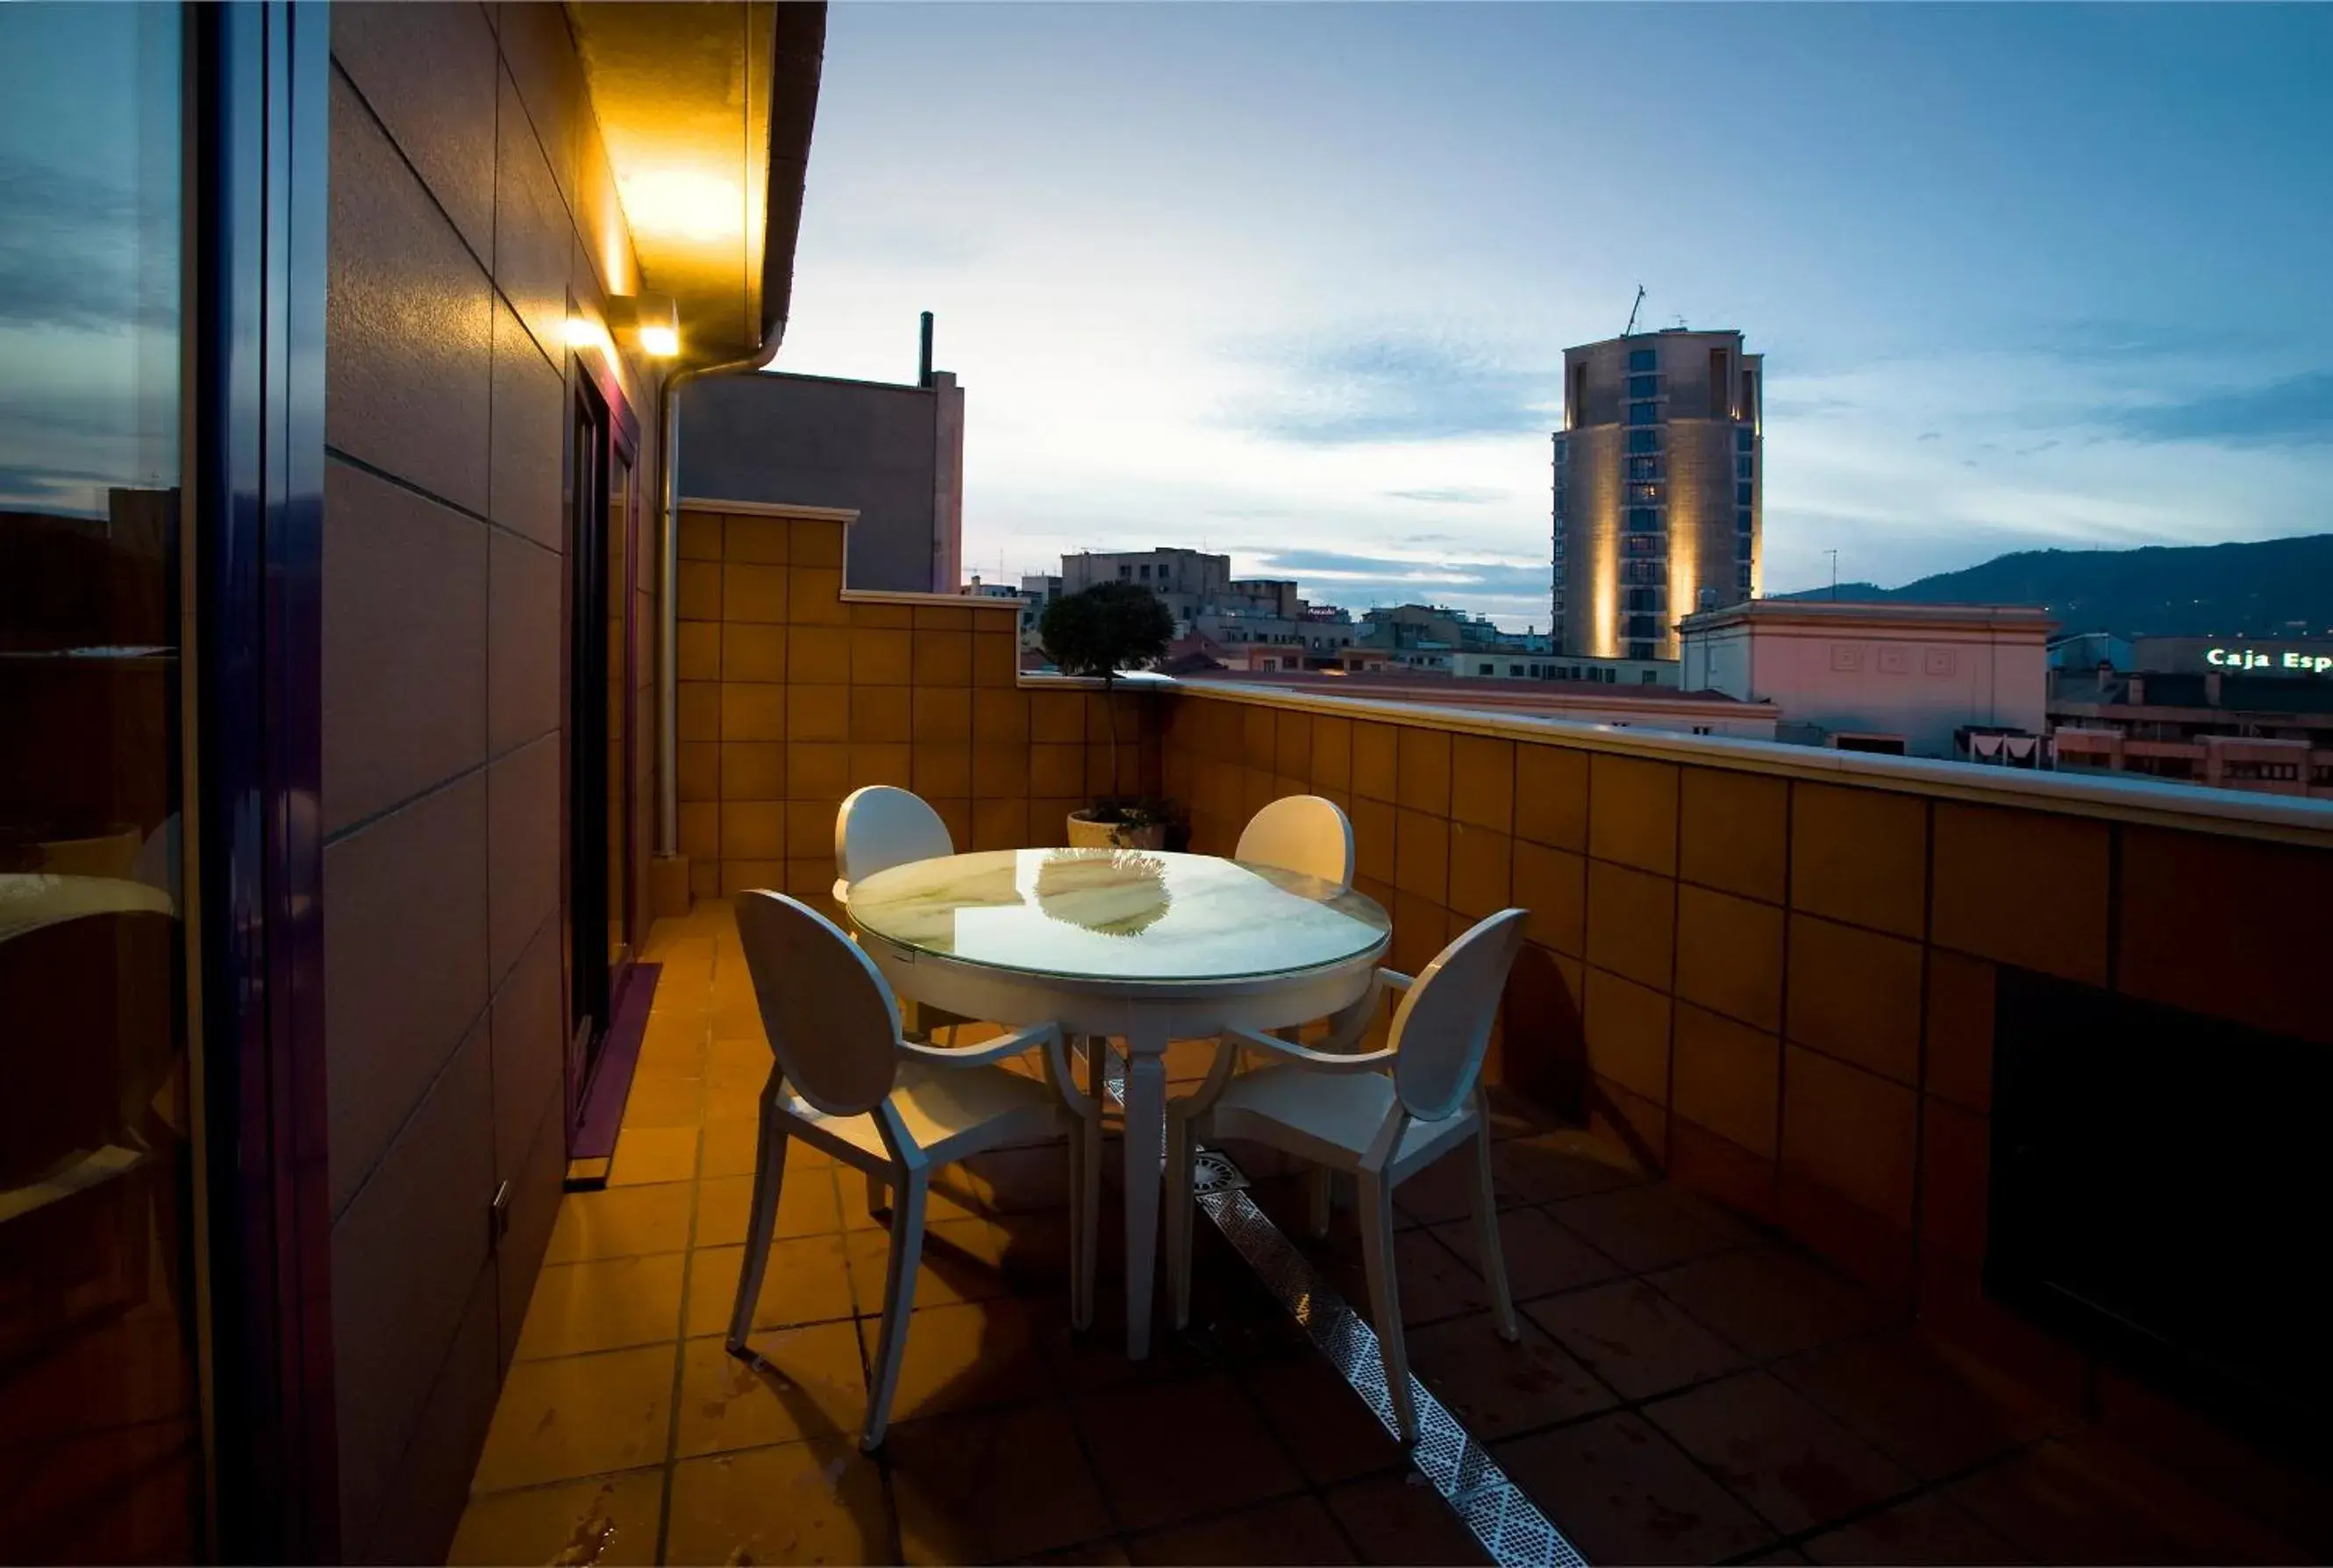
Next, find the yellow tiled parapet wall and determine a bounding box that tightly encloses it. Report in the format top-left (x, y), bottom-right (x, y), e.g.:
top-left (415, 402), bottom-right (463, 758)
top-left (674, 502), bottom-right (1159, 909)
top-left (1157, 677), bottom-right (2333, 1358)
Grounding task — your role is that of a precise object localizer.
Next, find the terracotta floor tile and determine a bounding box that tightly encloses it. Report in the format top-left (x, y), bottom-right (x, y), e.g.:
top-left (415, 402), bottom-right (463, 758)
top-left (1031, 1286), bottom-right (1227, 1399)
top-left (888, 1401), bottom-right (1115, 1565)
top-left (705, 1036), bottom-right (770, 1089)
top-left (1015, 1536), bottom-right (1134, 1565)
top-left (858, 1296), bottom-right (1056, 1423)
top-left (1643, 1371), bottom-right (1917, 1536)
top-left (989, 1203), bottom-right (1089, 1297)
top-left (1393, 1148), bottom-right (1493, 1226)
top-left (675, 1322), bottom-right (867, 1457)
top-left (840, 1169), bottom-right (989, 1230)
top-left (1127, 1493), bottom-right (1358, 1565)
top-left (1649, 1246), bottom-right (1893, 1360)
top-left (1321, 1470), bottom-right (1491, 1565)
top-left (1408, 1312), bottom-right (1618, 1439)
top-left (472, 1343), bottom-right (679, 1492)
top-left (607, 1123), bottom-right (701, 1187)
top-left (1549, 1182), bottom-right (1758, 1273)
top-left (694, 1166), bottom-right (842, 1246)
top-left (1325, 1227), bottom-right (1491, 1328)
top-left (513, 1253), bottom-right (688, 1360)
top-left (1491, 1129), bottom-right (1651, 1204)
top-left (1495, 1411), bottom-right (1775, 1566)
top-left (1430, 1204), bottom-right (1624, 1302)
top-left (1773, 1331), bottom-right (2054, 1481)
top-left (960, 1143), bottom-right (1077, 1213)
top-left (446, 1468), bottom-right (666, 1567)
top-left (543, 1181), bottom-right (695, 1264)
top-left (621, 1074), bottom-right (705, 1129)
top-left (1526, 1279), bottom-right (1749, 1401)
top-left (1942, 1441), bottom-right (2221, 1566)
top-left (845, 1215), bottom-right (1015, 1309)
top-left (664, 1436), bottom-right (895, 1566)
top-left (1804, 1493), bottom-right (2029, 1564)
top-left (683, 1233), bottom-right (857, 1337)
top-left (1074, 1372), bottom-right (1306, 1533)
top-left (1245, 1355), bottom-right (1409, 1486)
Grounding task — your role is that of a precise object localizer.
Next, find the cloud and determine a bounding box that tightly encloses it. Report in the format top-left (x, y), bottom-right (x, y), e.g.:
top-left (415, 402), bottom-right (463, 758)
top-left (1760, 393), bottom-right (1856, 420)
top-left (0, 152), bottom-right (174, 334)
top-left (1235, 546), bottom-right (1552, 622)
top-left (1916, 431), bottom-right (1941, 442)
top-left (1384, 485), bottom-right (1507, 504)
top-left (2101, 370), bottom-right (2333, 446)
top-left (1225, 331), bottom-right (1560, 445)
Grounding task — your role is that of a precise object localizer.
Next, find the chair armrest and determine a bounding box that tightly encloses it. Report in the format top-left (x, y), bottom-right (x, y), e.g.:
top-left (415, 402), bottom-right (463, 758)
top-left (1313, 967), bottom-right (1415, 1055)
top-left (896, 1022), bottom-right (1061, 1068)
top-left (1220, 1025), bottom-right (1397, 1075)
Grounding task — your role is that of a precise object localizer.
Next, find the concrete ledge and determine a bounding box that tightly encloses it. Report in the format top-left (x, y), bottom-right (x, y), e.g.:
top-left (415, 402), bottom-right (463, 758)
top-left (1164, 676), bottom-right (2333, 850)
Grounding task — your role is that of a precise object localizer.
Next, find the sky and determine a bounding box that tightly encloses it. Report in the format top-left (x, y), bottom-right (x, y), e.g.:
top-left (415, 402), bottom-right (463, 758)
top-left (772, 2), bottom-right (2333, 627)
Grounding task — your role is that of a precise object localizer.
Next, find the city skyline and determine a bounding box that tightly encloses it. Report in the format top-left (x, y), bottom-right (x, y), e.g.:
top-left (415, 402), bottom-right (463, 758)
top-left (773, 3), bottom-right (2333, 628)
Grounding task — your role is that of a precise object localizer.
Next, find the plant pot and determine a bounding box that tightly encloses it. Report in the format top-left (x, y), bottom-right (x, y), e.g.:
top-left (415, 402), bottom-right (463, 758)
top-left (1067, 809), bottom-right (1166, 852)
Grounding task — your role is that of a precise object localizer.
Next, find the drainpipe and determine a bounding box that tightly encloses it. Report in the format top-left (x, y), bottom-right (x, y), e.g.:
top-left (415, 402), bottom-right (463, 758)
top-left (656, 341), bottom-right (781, 857)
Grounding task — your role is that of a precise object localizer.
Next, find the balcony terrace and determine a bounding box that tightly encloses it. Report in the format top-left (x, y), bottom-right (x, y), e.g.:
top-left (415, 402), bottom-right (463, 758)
top-left (454, 502), bottom-right (2333, 1564)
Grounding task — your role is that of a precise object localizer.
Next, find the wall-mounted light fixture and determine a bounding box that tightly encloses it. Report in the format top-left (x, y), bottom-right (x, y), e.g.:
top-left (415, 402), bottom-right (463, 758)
top-left (609, 292), bottom-right (681, 360)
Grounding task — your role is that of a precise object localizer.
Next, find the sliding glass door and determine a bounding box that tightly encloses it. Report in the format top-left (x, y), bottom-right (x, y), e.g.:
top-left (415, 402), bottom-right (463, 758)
top-left (0, 4), bottom-right (203, 1558)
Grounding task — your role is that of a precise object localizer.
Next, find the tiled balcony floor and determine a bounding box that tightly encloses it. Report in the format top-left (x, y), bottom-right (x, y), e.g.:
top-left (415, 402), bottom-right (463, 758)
top-left (452, 902), bottom-right (2315, 1566)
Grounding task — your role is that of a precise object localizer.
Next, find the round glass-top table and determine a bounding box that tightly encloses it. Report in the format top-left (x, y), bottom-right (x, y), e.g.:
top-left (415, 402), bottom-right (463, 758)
top-left (845, 849), bottom-right (1391, 1357)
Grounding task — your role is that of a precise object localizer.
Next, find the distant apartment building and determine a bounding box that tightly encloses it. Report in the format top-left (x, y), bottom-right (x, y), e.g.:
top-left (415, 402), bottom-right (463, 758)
top-left (679, 317), bottom-right (965, 593)
top-left (1680, 599), bottom-right (2053, 758)
top-left (1555, 326), bottom-right (1762, 660)
top-left (1060, 546), bottom-right (1233, 624)
top-left (2049, 634), bottom-right (2333, 797)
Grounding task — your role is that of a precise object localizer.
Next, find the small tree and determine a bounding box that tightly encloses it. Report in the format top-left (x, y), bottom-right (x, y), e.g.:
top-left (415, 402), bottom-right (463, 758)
top-left (1038, 580), bottom-right (1174, 809)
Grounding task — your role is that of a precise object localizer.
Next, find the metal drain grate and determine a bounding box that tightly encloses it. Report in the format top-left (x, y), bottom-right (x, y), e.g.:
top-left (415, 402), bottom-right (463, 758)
top-left (1092, 1043), bottom-right (1587, 1567)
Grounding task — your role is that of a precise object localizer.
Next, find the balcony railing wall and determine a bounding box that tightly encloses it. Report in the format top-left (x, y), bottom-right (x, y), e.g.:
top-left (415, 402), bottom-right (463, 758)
top-left (674, 501), bottom-right (1159, 912)
top-left (1159, 680), bottom-right (2333, 1380)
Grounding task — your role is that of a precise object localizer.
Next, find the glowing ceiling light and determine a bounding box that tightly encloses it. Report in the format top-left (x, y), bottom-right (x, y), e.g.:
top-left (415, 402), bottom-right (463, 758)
top-left (618, 168), bottom-right (742, 246)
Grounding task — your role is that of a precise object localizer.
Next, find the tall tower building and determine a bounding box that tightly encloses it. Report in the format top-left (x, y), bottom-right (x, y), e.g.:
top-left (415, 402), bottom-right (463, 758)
top-left (1552, 327), bottom-right (1761, 661)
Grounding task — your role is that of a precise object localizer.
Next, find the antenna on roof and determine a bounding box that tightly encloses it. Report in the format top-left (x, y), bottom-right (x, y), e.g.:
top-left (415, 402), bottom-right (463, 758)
top-left (917, 311), bottom-right (934, 388)
top-left (1622, 284), bottom-right (1646, 338)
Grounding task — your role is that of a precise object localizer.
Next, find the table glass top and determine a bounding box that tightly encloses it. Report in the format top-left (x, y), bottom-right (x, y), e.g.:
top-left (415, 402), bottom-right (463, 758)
top-left (845, 849), bottom-right (1391, 984)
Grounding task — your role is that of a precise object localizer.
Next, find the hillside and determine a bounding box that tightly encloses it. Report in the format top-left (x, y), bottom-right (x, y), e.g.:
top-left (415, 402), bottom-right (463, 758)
top-left (1773, 534), bottom-right (2333, 638)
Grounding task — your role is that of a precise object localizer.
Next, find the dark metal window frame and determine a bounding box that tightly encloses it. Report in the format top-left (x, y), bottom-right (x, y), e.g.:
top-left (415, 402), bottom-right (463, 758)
top-left (190, 3), bottom-right (336, 1557)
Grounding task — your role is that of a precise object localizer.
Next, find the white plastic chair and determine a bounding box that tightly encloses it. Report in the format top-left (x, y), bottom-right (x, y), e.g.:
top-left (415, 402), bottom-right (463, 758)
top-left (832, 784), bottom-right (955, 903)
top-left (727, 891), bottom-right (1102, 1451)
top-left (834, 784), bottom-right (970, 1050)
top-left (1235, 794), bottom-right (1355, 888)
top-left (1165, 908), bottom-right (1530, 1443)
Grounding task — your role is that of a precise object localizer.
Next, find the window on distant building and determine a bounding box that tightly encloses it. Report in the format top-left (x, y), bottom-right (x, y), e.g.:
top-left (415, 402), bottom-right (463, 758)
top-left (1625, 614), bottom-right (1662, 639)
top-left (1628, 482), bottom-right (1662, 504)
top-left (1736, 425), bottom-right (1756, 453)
top-left (1138, 563), bottom-right (1150, 577)
top-left (1118, 564), bottom-right (1131, 579)
top-left (1737, 507), bottom-right (1752, 534)
top-left (1479, 662), bottom-right (1494, 675)
top-left (1626, 429), bottom-right (1660, 453)
top-left (1628, 347), bottom-right (1657, 372)
top-left (1625, 507), bottom-right (1659, 532)
top-left (1737, 564), bottom-right (1754, 591)
top-left (1693, 723), bottom-right (1712, 733)
top-left (1510, 664), bottom-right (1524, 676)
top-left (1737, 482), bottom-right (1753, 505)
top-left (1624, 559), bottom-right (1665, 584)
top-left (1629, 374), bottom-right (1659, 399)
top-left (1626, 456), bottom-right (1662, 481)
top-left (1623, 534), bottom-right (1662, 556)
top-left (1628, 401), bottom-right (1659, 426)
top-left (1737, 456), bottom-right (1753, 481)
top-left (1628, 640), bottom-right (1657, 660)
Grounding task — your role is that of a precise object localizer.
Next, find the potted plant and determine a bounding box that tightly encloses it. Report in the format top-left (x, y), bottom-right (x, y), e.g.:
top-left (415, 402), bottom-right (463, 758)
top-left (1038, 580), bottom-right (1175, 850)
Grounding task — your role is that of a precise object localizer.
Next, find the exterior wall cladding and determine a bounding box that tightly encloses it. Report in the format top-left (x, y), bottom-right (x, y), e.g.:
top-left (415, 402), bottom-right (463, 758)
top-left (322, 6), bottom-right (660, 1559)
top-left (1557, 330), bottom-right (1761, 662)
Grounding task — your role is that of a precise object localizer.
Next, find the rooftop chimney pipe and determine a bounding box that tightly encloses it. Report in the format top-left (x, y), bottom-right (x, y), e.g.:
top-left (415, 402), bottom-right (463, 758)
top-left (918, 310), bottom-right (934, 387)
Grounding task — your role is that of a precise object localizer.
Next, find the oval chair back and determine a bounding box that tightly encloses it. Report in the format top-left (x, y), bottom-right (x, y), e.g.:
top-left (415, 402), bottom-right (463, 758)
top-left (1388, 909), bottom-right (1530, 1123)
top-left (834, 785), bottom-right (955, 900)
top-left (735, 890), bottom-right (903, 1117)
top-left (1235, 794), bottom-right (1355, 888)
